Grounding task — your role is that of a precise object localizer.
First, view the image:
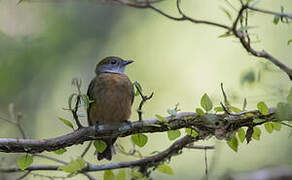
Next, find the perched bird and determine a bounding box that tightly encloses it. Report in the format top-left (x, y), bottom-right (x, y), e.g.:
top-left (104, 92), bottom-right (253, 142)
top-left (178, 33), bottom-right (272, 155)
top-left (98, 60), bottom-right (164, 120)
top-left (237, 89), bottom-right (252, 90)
top-left (87, 56), bottom-right (134, 161)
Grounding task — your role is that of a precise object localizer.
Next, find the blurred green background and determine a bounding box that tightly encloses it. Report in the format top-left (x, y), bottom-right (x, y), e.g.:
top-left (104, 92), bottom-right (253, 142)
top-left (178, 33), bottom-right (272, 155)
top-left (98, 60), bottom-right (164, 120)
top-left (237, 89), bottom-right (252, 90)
top-left (0, 0), bottom-right (291, 179)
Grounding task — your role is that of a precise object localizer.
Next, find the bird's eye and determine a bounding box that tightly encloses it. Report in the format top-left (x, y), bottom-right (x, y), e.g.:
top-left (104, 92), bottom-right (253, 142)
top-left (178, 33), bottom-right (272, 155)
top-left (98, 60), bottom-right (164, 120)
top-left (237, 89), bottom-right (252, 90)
top-left (111, 60), bottom-right (117, 64)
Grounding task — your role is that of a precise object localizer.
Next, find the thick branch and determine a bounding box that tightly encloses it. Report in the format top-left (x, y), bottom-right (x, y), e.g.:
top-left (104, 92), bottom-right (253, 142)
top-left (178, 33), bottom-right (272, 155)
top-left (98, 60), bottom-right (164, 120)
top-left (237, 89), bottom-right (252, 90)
top-left (0, 109), bottom-right (277, 153)
top-left (0, 135), bottom-right (200, 173)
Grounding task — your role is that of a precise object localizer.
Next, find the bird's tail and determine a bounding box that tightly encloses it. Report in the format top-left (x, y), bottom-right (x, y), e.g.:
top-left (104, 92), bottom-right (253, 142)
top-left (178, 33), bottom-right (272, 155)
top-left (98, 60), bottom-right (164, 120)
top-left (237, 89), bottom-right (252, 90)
top-left (97, 138), bottom-right (116, 161)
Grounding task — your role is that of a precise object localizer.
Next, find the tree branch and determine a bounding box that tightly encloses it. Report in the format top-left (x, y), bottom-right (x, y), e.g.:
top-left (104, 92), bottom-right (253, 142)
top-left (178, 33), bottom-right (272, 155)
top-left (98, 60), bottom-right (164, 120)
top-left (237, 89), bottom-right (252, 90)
top-left (0, 135), bottom-right (201, 173)
top-left (0, 108), bottom-right (278, 154)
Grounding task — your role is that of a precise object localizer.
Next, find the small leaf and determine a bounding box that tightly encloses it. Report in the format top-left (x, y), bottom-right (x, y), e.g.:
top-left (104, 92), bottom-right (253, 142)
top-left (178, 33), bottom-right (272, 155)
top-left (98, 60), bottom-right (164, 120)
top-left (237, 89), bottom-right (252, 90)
top-left (218, 32), bottom-right (233, 38)
top-left (81, 94), bottom-right (90, 109)
top-left (94, 140), bottom-right (107, 153)
top-left (167, 109), bottom-right (177, 116)
top-left (287, 87), bottom-right (292, 102)
top-left (155, 114), bottom-right (168, 123)
top-left (253, 118), bottom-right (265, 123)
top-left (246, 127), bottom-right (253, 143)
top-left (157, 164), bottom-right (174, 175)
top-left (117, 170), bottom-right (126, 180)
top-left (214, 106), bottom-right (224, 112)
top-left (68, 93), bottom-right (77, 110)
top-left (230, 106), bottom-right (242, 113)
top-left (59, 157), bottom-right (86, 173)
top-left (264, 122), bottom-right (273, 133)
top-left (58, 117), bottom-right (74, 130)
top-left (200, 93), bottom-right (213, 112)
top-left (185, 128), bottom-right (198, 137)
top-left (257, 101), bottom-right (269, 115)
top-left (288, 39), bottom-right (292, 45)
top-left (167, 130), bottom-right (181, 141)
top-left (237, 128), bottom-right (245, 143)
top-left (196, 108), bottom-right (205, 115)
top-left (131, 133), bottom-right (148, 148)
top-left (53, 148), bottom-right (67, 155)
top-left (17, 154), bottom-right (33, 170)
top-left (272, 122), bottom-right (281, 131)
top-left (227, 136), bottom-right (238, 152)
top-left (252, 127), bottom-right (261, 140)
top-left (104, 170), bottom-right (115, 180)
top-left (273, 15), bottom-right (280, 25)
top-left (276, 102), bottom-right (292, 121)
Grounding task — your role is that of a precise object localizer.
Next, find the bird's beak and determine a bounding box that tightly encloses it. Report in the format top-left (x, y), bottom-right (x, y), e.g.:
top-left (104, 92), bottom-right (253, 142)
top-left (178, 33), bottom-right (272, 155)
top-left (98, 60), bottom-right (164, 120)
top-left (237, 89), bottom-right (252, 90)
top-left (124, 60), bottom-right (134, 65)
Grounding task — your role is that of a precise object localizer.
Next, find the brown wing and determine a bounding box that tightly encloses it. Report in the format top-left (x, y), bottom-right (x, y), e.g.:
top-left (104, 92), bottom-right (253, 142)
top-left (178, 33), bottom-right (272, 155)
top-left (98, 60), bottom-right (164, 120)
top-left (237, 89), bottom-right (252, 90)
top-left (87, 78), bottom-right (96, 126)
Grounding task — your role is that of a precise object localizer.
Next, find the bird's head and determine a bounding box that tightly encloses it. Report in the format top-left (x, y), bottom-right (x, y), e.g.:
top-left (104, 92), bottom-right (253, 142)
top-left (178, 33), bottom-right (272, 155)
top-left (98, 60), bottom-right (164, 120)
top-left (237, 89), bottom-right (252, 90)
top-left (95, 56), bottom-right (134, 75)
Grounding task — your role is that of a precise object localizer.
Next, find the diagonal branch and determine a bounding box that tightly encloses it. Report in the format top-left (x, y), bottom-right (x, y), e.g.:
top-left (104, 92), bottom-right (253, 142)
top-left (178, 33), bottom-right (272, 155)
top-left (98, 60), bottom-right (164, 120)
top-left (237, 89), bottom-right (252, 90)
top-left (0, 135), bottom-right (200, 173)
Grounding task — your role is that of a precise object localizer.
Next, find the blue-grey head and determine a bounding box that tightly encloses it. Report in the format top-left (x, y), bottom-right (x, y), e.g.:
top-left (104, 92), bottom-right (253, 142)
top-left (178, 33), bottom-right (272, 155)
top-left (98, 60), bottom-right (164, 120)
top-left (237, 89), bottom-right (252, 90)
top-left (95, 56), bottom-right (134, 75)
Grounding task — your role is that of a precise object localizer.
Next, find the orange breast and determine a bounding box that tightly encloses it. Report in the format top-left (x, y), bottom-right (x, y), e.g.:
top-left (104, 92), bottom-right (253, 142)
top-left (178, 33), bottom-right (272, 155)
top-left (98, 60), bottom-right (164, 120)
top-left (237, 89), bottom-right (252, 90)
top-left (87, 73), bottom-right (133, 125)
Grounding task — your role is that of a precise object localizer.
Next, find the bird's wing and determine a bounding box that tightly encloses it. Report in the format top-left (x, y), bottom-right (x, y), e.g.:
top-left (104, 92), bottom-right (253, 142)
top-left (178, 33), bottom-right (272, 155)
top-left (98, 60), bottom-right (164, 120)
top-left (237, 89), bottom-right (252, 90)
top-left (130, 81), bottom-right (135, 105)
top-left (87, 79), bottom-right (95, 126)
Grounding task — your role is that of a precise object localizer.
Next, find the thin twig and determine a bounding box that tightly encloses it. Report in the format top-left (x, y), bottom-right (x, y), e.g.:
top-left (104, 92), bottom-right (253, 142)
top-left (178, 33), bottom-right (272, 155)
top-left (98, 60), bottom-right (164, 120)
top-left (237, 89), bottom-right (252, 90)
top-left (204, 149), bottom-right (208, 180)
top-left (16, 171), bottom-right (31, 180)
top-left (34, 154), bottom-right (67, 165)
top-left (81, 141), bottom-right (93, 158)
top-left (280, 122), bottom-right (292, 129)
top-left (248, 6), bottom-right (292, 19)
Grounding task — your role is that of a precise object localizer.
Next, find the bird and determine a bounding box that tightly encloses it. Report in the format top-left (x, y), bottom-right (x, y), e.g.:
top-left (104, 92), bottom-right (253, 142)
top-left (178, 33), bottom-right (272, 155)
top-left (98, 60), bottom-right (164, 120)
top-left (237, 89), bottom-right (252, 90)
top-left (87, 56), bottom-right (134, 161)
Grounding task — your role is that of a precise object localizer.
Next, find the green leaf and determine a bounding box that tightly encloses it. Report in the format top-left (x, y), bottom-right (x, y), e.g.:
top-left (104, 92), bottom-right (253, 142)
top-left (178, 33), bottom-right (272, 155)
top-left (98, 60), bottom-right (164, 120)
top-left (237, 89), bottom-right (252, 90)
top-left (94, 140), bottom-right (107, 153)
top-left (131, 133), bottom-right (148, 148)
top-left (58, 117), bottom-right (74, 130)
top-left (273, 15), bottom-right (280, 25)
top-left (218, 32), bottom-right (233, 38)
top-left (196, 108), bottom-right (205, 115)
top-left (81, 94), bottom-right (90, 109)
top-left (104, 170), bottom-right (115, 180)
top-left (117, 170), bottom-right (126, 180)
top-left (252, 127), bottom-right (261, 140)
top-left (157, 164), bottom-right (174, 175)
top-left (214, 106), bottom-right (224, 112)
top-left (17, 154), bottom-right (33, 170)
top-left (200, 93), bottom-right (213, 112)
top-left (230, 106), bottom-right (242, 113)
top-left (257, 101), bottom-right (269, 115)
top-left (272, 122), bottom-right (281, 131)
top-left (167, 130), bottom-right (181, 141)
top-left (227, 136), bottom-right (238, 152)
top-left (276, 102), bottom-right (292, 121)
top-left (155, 114), bottom-right (168, 123)
top-left (253, 118), bottom-right (265, 123)
top-left (185, 128), bottom-right (198, 137)
top-left (288, 39), bottom-right (292, 45)
top-left (237, 128), bottom-right (245, 143)
top-left (68, 93), bottom-right (77, 110)
top-left (264, 122), bottom-right (273, 133)
top-left (59, 157), bottom-right (86, 173)
top-left (287, 87), bottom-right (292, 102)
top-left (53, 148), bottom-right (67, 155)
